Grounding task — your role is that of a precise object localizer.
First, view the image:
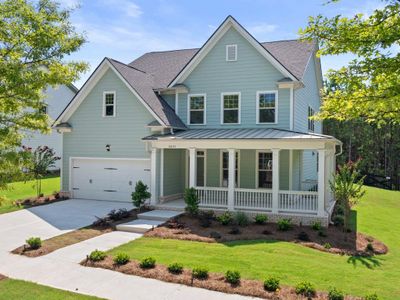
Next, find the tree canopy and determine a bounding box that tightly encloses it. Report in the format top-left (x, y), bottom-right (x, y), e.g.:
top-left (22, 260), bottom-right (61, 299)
top-left (300, 0), bottom-right (400, 125)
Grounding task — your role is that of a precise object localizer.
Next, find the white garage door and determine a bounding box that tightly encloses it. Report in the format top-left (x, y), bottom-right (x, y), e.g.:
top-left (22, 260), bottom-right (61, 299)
top-left (71, 158), bottom-right (151, 202)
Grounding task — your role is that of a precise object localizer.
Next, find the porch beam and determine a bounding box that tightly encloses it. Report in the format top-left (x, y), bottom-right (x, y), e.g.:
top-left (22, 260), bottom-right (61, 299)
top-left (318, 149), bottom-right (326, 217)
top-left (150, 148), bottom-right (157, 205)
top-left (272, 148), bottom-right (280, 213)
top-left (228, 149), bottom-right (235, 210)
top-left (189, 148), bottom-right (196, 188)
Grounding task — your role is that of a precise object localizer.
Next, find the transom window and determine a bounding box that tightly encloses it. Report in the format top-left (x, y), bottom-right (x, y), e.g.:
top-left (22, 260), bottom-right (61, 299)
top-left (221, 151), bottom-right (239, 187)
top-left (226, 44), bottom-right (237, 61)
top-left (103, 91), bottom-right (116, 117)
top-left (221, 93), bottom-right (240, 124)
top-left (308, 106), bottom-right (315, 132)
top-left (258, 152), bottom-right (273, 188)
top-left (257, 91), bottom-right (277, 123)
top-left (188, 94), bottom-right (206, 125)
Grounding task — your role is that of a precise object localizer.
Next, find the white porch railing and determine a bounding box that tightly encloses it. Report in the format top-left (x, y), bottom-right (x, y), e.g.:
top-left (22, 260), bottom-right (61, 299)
top-left (278, 191), bottom-right (318, 213)
top-left (301, 179), bottom-right (318, 192)
top-left (234, 188), bottom-right (272, 210)
top-left (196, 186), bottom-right (228, 208)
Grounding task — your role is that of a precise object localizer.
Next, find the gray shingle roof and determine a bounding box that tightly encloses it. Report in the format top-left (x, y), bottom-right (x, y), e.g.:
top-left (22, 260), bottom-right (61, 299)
top-left (129, 40), bottom-right (315, 88)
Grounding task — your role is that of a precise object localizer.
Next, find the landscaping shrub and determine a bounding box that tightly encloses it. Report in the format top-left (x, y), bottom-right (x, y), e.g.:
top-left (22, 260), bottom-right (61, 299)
top-left (297, 231), bottom-right (310, 241)
top-left (52, 191), bottom-right (60, 199)
top-left (318, 229), bottom-right (327, 237)
top-left (225, 270), bottom-right (240, 285)
top-left (328, 287), bottom-right (344, 300)
top-left (277, 218), bottom-right (292, 231)
top-left (364, 293), bottom-right (379, 300)
top-left (228, 227), bottom-right (241, 235)
top-left (184, 187), bottom-right (199, 215)
top-left (113, 252), bottom-right (130, 265)
top-left (254, 214), bottom-right (268, 225)
top-left (217, 212), bottom-right (233, 225)
top-left (295, 281), bottom-right (316, 297)
top-left (198, 211), bottom-right (213, 228)
top-left (311, 221), bottom-right (322, 231)
top-left (324, 243), bottom-right (332, 249)
top-left (167, 262), bottom-right (184, 274)
top-left (333, 215), bottom-right (345, 227)
top-left (132, 180), bottom-right (151, 211)
top-left (108, 208), bottom-right (130, 221)
top-left (263, 276), bottom-right (280, 292)
top-left (92, 216), bottom-right (110, 227)
top-left (366, 242), bottom-right (374, 252)
top-left (234, 211), bottom-right (249, 226)
top-left (335, 205), bottom-right (345, 215)
top-left (192, 267), bottom-right (208, 279)
top-left (139, 257), bottom-right (156, 269)
top-left (88, 249), bottom-right (106, 262)
top-left (26, 237), bottom-right (42, 249)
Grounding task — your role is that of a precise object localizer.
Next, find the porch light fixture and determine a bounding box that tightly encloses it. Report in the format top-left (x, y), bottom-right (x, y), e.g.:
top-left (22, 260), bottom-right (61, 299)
top-left (106, 144), bottom-right (111, 152)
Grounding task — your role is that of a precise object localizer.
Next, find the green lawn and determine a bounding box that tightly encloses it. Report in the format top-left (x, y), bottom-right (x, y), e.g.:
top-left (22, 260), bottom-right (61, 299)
top-left (108, 187), bottom-right (400, 299)
top-left (0, 278), bottom-right (103, 300)
top-left (0, 176), bottom-right (60, 214)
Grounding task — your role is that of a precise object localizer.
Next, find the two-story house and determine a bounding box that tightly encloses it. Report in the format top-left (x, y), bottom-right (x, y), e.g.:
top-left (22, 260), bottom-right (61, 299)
top-left (54, 16), bottom-right (341, 226)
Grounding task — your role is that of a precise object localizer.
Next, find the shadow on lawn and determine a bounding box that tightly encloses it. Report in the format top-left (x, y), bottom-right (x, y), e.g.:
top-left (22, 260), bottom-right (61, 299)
top-left (347, 255), bottom-right (383, 269)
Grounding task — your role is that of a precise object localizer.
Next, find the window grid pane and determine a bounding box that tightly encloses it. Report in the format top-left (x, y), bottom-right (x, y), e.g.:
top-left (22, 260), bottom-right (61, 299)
top-left (189, 95), bottom-right (205, 124)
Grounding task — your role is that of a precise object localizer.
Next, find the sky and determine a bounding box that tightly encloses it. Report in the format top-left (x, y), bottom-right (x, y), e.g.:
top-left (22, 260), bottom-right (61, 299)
top-left (59, 0), bottom-right (385, 88)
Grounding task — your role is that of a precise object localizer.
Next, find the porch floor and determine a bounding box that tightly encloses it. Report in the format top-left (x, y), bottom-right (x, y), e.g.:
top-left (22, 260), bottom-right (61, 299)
top-left (154, 199), bottom-right (185, 211)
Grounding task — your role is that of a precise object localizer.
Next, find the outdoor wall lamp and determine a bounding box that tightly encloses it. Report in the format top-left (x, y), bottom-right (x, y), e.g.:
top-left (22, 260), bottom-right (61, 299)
top-left (106, 144), bottom-right (111, 152)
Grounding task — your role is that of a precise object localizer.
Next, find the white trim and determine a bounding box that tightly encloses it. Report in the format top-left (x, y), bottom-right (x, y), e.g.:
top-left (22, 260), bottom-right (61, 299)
top-left (225, 44), bottom-right (237, 61)
top-left (175, 92), bottom-right (179, 115)
top-left (189, 148), bottom-right (196, 187)
top-left (289, 149), bottom-right (293, 189)
top-left (150, 149), bottom-right (157, 204)
top-left (160, 149), bottom-right (164, 197)
top-left (220, 149), bottom-right (240, 187)
top-left (102, 91), bottom-right (116, 117)
top-left (227, 148), bottom-right (235, 210)
top-left (255, 150), bottom-right (273, 189)
top-left (187, 93), bottom-right (206, 125)
top-left (271, 149), bottom-right (280, 213)
top-left (256, 90), bottom-right (278, 124)
top-left (317, 149), bottom-right (326, 217)
top-left (220, 92), bottom-right (241, 125)
top-left (60, 132), bottom-right (64, 191)
top-left (168, 16), bottom-right (297, 88)
top-left (289, 86), bottom-right (294, 130)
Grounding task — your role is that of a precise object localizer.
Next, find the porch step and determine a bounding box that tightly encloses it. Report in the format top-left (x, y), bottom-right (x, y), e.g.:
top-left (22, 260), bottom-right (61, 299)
top-left (115, 219), bottom-right (164, 233)
top-left (137, 210), bottom-right (183, 221)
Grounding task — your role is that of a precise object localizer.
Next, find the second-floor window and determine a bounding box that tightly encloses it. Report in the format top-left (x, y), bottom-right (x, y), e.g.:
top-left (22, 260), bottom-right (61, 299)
top-left (188, 94), bottom-right (206, 125)
top-left (257, 91), bottom-right (277, 124)
top-left (308, 106), bottom-right (315, 132)
top-left (103, 91), bottom-right (116, 117)
top-left (221, 93), bottom-right (240, 124)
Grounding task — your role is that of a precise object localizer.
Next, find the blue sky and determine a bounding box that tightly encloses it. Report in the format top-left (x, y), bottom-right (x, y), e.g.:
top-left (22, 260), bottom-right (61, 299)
top-left (61, 0), bottom-right (385, 88)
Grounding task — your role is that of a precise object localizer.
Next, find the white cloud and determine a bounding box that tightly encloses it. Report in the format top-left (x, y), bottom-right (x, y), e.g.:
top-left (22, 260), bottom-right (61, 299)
top-left (100, 0), bottom-right (143, 18)
top-left (57, 0), bottom-right (81, 9)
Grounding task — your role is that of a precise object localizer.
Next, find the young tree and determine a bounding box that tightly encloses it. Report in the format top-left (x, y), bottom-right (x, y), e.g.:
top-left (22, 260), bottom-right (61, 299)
top-left (131, 181), bottom-right (151, 211)
top-left (184, 187), bottom-right (199, 215)
top-left (0, 0), bottom-right (87, 189)
top-left (300, 0), bottom-right (400, 125)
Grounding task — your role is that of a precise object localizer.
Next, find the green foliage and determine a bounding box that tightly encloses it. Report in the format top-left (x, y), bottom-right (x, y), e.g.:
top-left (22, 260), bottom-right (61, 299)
top-left (184, 187), bottom-right (199, 215)
top-left (234, 211), bottom-right (249, 227)
top-left (263, 276), bottom-right (280, 292)
top-left (225, 270), bottom-right (240, 285)
top-left (364, 293), bottom-right (379, 300)
top-left (328, 287), bottom-right (344, 300)
top-left (324, 243), bottom-right (332, 249)
top-left (332, 215), bottom-right (345, 227)
top-left (295, 281), bottom-right (316, 297)
top-left (113, 252), bottom-right (130, 265)
top-left (366, 242), bottom-right (374, 252)
top-left (217, 212), bottom-right (233, 225)
top-left (277, 218), bottom-right (292, 231)
top-left (311, 221), bottom-right (322, 231)
top-left (88, 250), bottom-right (106, 262)
top-left (26, 237), bottom-right (41, 249)
top-left (167, 262), bottom-right (184, 274)
top-left (192, 267), bottom-right (208, 279)
top-left (254, 214), bottom-right (268, 225)
top-left (131, 181), bottom-right (151, 210)
top-left (0, 0), bottom-right (87, 189)
top-left (139, 257), bottom-right (156, 269)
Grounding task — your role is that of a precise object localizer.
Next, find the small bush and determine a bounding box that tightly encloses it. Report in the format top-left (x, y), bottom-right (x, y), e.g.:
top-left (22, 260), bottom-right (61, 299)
top-left (192, 267), bottom-right (208, 279)
top-left (229, 227), bottom-right (241, 235)
top-left (184, 187), bottom-right (199, 215)
top-left (234, 212), bottom-right (249, 226)
top-left (132, 180), bottom-right (151, 210)
top-left (92, 216), bottom-right (110, 227)
top-left (88, 249), bottom-right (106, 261)
top-left (366, 242), bottom-right (374, 252)
top-left (26, 237), bottom-right (42, 249)
top-left (318, 229), bottom-right (327, 237)
top-left (113, 252), bottom-right (130, 265)
top-left (52, 191), bottom-right (60, 199)
top-left (263, 276), bottom-right (280, 292)
top-left (217, 212), bottom-right (233, 225)
top-left (225, 270), bottom-right (240, 285)
top-left (297, 231), bottom-right (310, 241)
top-left (311, 221), bottom-right (322, 231)
top-left (333, 215), bottom-right (344, 227)
top-left (254, 214), bottom-right (268, 225)
top-left (108, 208), bottom-right (130, 221)
top-left (364, 293), bottom-right (379, 300)
top-left (277, 218), bottom-right (292, 231)
top-left (328, 287), bottom-right (344, 300)
top-left (335, 205), bottom-right (345, 215)
top-left (324, 243), bottom-right (332, 249)
top-left (139, 257), bottom-right (156, 269)
top-left (295, 281), bottom-right (316, 297)
top-left (167, 262), bottom-right (184, 274)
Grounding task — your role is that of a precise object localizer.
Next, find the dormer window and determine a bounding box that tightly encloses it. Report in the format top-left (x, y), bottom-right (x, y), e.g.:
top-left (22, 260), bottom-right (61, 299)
top-left (103, 91), bottom-right (116, 117)
top-left (226, 44), bottom-right (237, 61)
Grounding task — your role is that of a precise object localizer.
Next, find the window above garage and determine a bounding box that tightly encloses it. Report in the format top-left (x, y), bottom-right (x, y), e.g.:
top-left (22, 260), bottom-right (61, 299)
top-left (103, 91), bottom-right (116, 117)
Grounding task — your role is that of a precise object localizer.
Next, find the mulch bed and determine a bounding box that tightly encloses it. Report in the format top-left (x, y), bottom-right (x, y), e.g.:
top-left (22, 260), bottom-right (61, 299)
top-left (0, 274), bottom-right (7, 281)
top-left (144, 214), bottom-right (388, 256)
top-left (13, 193), bottom-right (69, 209)
top-left (83, 256), bottom-right (362, 300)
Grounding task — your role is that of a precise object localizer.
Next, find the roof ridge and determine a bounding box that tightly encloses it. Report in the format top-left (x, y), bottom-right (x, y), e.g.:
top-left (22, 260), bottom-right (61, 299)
top-left (261, 39), bottom-right (301, 44)
top-left (143, 47), bottom-right (200, 54)
top-left (107, 57), bottom-right (149, 74)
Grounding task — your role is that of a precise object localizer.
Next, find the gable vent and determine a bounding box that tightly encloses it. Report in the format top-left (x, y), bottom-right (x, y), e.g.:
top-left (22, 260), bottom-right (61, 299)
top-left (226, 44), bottom-right (237, 61)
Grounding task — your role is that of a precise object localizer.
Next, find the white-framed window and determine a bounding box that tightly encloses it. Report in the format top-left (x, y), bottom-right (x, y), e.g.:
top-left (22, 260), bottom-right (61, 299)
top-left (226, 44), bottom-right (237, 61)
top-left (196, 150), bottom-right (206, 187)
top-left (257, 151), bottom-right (273, 189)
top-left (308, 106), bottom-right (315, 132)
top-left (221, 92), bottom-right (240, 124)
top-left (188, 94), bottom-right (206, 125)
top-left (221, 150), bottom-right (240, 187)
top-left (256, 91), bottom-right (278, 124)
top-left (103, 91), bottom-right (116, 117)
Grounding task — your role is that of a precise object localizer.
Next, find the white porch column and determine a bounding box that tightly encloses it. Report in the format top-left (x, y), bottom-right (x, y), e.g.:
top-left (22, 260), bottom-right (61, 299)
top-left (228, 149), bottom-right (235, 211)
top-left (189, 148), bottom-right (196, 188)
top-left (272, 149), bottom-right (280, 214)
top-left (318, 149), bottom-right (326, 217)
top-left (150, 148), bottom-right (157, 205)
top-left (160, 148), bottom-right (164, 197)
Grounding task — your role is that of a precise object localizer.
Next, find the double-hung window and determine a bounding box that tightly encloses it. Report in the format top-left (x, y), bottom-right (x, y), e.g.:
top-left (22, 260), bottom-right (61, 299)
top-left (221, 93), bottom-right (240, 124)
top-left (257, 91), bottom-right (277, 123)
top-left (258, 152), bottom-right (273, 188)
top-left (308, 106), bottom-right (315, 132)
top-left (221, 151), bottom-right (239, 187)
top-left (188, 94), bottom-right (205, 125)
top-left (103, 91), bottom-right (116, 117)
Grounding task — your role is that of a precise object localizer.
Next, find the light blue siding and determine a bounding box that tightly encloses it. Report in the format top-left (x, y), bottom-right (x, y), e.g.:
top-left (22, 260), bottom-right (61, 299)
top-left (177, 27), bottom-right (290, 129)
top-left (163, 149), bottom-right (185, 196)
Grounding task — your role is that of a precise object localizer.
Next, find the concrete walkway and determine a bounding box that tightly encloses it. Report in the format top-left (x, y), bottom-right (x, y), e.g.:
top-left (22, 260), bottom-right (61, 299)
top-left (0, 200), bottom-right (253, 300)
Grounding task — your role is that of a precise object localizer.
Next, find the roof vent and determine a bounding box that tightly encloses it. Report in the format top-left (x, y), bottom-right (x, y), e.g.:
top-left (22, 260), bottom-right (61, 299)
top-left (226, 44), bottom-right (237, 62)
